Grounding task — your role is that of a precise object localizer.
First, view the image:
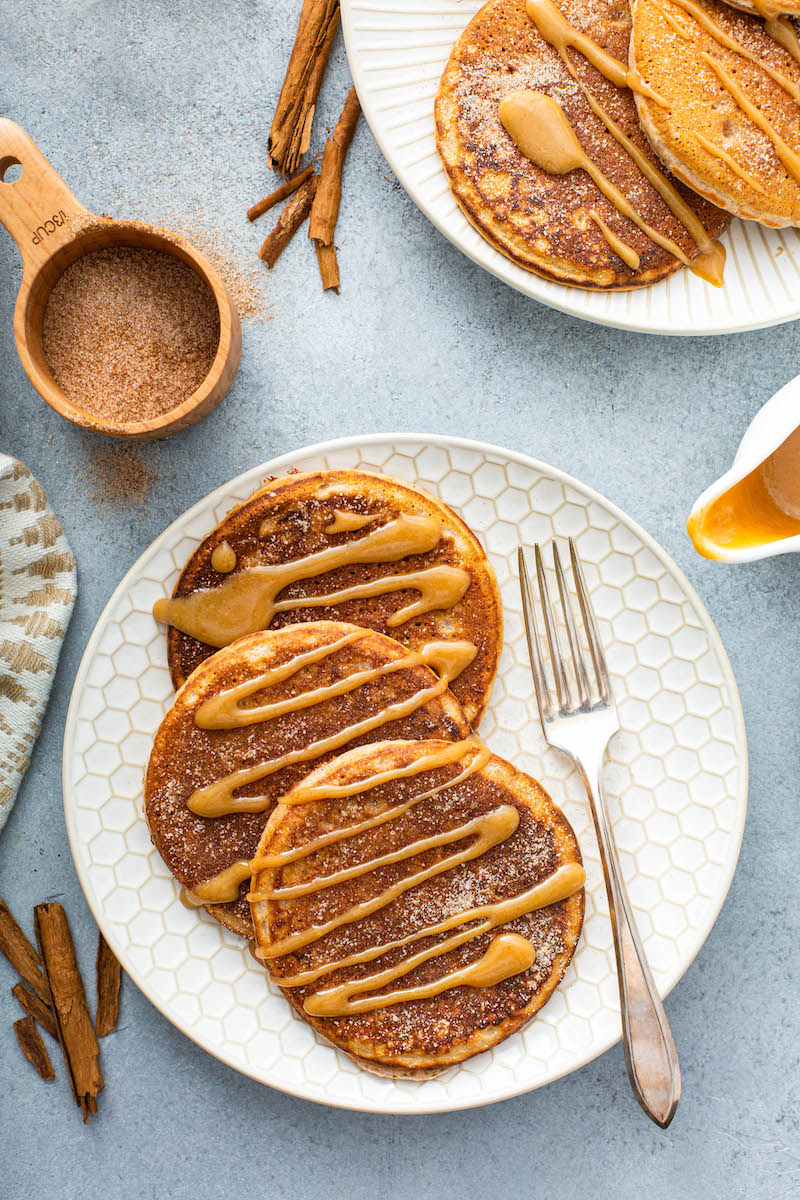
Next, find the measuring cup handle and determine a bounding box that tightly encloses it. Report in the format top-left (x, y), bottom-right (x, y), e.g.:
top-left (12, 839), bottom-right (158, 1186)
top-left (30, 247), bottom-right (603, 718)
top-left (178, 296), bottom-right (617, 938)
top-left (0, 119), bottom-right (89, 278)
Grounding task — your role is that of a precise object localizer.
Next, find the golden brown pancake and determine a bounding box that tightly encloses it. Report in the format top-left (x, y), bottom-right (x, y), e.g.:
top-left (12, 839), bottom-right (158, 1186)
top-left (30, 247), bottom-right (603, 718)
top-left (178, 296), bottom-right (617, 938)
top-left (631, 0), bottom-right (800, 226)
top-left (250, 739), bottom-right (584, 1077)
top-left (154, 470), bottom-right (501, 727)
top-left (435, 0), bottom-right (729, 288)
top-left (144, 622), bottom-right (471, 938)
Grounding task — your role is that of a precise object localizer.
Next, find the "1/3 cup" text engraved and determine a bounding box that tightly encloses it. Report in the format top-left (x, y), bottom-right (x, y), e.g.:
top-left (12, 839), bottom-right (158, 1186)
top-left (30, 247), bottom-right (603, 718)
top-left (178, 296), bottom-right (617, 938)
top-left (31, 210), bottom-right (69, 246)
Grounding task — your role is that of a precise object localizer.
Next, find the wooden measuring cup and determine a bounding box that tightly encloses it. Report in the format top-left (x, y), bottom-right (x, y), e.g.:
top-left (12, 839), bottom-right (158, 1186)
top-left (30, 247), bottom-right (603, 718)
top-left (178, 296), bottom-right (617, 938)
top-left (0, 119), bottom-right (242, 440)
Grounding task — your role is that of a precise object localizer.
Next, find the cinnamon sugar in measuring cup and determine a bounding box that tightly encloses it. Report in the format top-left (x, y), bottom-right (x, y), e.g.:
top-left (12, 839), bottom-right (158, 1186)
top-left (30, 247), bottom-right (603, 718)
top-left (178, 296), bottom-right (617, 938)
top-left (42, 246), bottom-right (221, 424)
top-left (0, 118), bottom-right (241, 439)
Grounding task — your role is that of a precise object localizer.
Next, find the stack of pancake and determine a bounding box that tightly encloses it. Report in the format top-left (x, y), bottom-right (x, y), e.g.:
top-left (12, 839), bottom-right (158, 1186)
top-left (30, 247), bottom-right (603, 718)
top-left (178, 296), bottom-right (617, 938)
top-left (435, 0), bottom-right (800, 289)
top-left (143, 469), bottom-right (585, 1076)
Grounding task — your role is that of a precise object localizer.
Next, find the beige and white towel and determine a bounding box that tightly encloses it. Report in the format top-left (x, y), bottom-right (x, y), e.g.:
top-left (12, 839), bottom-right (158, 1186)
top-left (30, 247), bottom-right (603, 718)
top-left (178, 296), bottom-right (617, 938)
top-left (0, 454), bottom-right (76, 832)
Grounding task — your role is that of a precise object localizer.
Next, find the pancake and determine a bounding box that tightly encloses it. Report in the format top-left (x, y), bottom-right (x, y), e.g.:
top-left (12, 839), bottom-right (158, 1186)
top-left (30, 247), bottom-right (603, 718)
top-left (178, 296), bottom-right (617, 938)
top-left (435, 0), bottom-right (730, 289)
top-left (250, 739), bottom-right (584, 1077)
top-left (631, 0), bottom-right (800, 226)
top-left (144, 622), bottom-right (471, 938)
top-left (153, 469), bottom-right (501, 727)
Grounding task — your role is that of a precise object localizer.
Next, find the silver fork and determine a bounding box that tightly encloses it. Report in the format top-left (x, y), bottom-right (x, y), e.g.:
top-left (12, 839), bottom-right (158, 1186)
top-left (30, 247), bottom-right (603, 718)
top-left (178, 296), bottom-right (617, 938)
top-left (518, 539), bottom-right (680, 1129)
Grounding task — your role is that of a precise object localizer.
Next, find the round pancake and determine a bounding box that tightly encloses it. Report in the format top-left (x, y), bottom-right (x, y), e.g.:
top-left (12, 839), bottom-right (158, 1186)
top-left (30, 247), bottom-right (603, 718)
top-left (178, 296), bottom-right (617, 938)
top-left (155, 470), bottom-right (501, 727)
top-left (435, 0), bottom-right (729, 288)
top-left (144, 622), bottom-right (471, 938)
top-left (632, 0), bottom-right (800, 226)
top-left (250, 739), bottom-right (584, 1077)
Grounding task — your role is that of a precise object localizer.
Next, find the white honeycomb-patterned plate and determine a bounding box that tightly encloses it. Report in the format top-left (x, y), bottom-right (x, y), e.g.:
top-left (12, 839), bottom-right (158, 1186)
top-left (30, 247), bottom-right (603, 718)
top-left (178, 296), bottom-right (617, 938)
top-left (63, 435), bottom-right (747, 1113)
top-left (342, 0), bottom-right (800, 335)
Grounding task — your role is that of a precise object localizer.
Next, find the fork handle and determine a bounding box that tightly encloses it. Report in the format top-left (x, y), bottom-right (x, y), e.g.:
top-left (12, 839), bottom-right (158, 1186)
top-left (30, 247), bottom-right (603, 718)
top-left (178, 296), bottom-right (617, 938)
top-left (585, 765), bottom-right (681, 1128)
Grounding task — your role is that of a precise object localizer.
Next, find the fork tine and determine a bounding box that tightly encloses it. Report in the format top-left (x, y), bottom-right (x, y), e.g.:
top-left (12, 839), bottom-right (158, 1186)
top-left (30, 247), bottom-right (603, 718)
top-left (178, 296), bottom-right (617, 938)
top-left (517, 546), bottom-right (553, 721)
top-left (534, 543), bottom-right (571, 711)
top-left (568, 537), bottom-right (611, 703)
top-left (553, 542), bottom-right (590, 709)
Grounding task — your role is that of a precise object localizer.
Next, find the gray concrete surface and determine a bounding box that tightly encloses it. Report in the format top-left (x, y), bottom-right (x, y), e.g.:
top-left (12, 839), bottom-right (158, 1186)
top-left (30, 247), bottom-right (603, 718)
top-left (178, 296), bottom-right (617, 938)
top-left (0, 1), bottom-right (798, 1197)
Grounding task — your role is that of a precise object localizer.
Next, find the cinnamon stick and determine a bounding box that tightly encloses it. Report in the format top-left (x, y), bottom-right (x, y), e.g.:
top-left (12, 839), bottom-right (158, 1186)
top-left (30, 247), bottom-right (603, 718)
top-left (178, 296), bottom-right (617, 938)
top-left (268, 0), bottom-right (340, 177)
top-left (15, 1016), bottom-right (56, 1081)
top-left (247, 164), bottom-right (315, 222)
top-left (34, 903), bottom-right (103, 1121)
top-left (308, 85), bottom-right (361, 246)
top-left (95, 931), bottom-right (121, 1038)
top-left (258, 174), bottom-right (319, 268)
top-left (12, 980), bottom-right (58, 1039)
top-left (314, 239), bottom-right (340, 291)
top-left (0, 898), bottom-right (50, 1004)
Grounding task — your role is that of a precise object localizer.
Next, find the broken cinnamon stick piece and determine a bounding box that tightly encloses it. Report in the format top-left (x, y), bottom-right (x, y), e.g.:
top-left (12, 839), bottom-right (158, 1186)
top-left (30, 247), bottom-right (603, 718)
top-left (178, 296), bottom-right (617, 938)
top-left (12, 981), bottom-right (58, 1039)
top-left (34, 903), bottom-right (103, 1122)
top-left (95, 931), bottom-right (121, 1038)
top-left (0, 898), bottom-right (50, 1004)
top-left (268, 0), bottom-right (340, 176)
top-left (314, 240), bottom-right (340, 292)
top-left (15, 1016), bottom-right (56, 1081)
top-left (247, 164), bottom-right (315, 222)
top-left (258, 174), bottom-right (319, 268)
top-left (308, 85), bottom-right (361, 246)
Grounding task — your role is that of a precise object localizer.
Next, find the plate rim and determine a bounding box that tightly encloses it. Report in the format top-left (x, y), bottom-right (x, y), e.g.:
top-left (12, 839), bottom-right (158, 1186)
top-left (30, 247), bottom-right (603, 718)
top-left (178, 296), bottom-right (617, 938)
top-left (62, 432), bottom-right (749, 1113)
top-left (339, 0), bottom-right (800, 337)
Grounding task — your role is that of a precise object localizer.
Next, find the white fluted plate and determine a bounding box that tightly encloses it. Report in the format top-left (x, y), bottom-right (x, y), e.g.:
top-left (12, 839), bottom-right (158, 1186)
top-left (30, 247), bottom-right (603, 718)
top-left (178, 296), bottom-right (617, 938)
top-left (341, 0), bottom-right (800, 335)
top-left (63, 435), bottom-right (747, 1112)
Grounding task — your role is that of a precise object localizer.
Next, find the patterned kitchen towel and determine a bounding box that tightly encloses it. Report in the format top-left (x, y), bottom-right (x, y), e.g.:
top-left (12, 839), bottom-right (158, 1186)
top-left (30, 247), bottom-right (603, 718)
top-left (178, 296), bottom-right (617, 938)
top-left (0, 454), bottom-right (76, 833)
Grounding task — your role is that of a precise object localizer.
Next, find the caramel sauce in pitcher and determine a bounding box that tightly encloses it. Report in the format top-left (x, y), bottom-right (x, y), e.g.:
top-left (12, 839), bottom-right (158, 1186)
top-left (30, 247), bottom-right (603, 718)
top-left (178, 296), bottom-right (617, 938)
top-left (688, 426), bottom-right (800, 556)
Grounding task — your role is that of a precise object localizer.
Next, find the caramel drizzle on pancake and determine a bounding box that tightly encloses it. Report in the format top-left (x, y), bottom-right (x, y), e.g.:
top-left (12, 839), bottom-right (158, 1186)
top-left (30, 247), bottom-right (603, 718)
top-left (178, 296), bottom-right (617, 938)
top-left (759, 14), bottom-right (800, 68)
top-left (588, 210), bottom-right (640, 270)
top-left (521, 0), bottom-right (726, 285)
top-left (275, 725), bottom-right (482, 809)
top-left (186, 633), bottom-right (476, 817)
top-left (185, 859), bottom-right (254, 905)
top-left (245, 743), bottom-right (584, 1017)
top-left (196, 638), bottom-right (477, 734)
top-left (499, 93), bottom-right (694, 265)
top-left (416, 638), bottom-right (478, 681)
top-left (267, 862), bottom-right (582, 991)
top-left (652, 0), bottom-right (697, 35)
top-left (186, 740), bottom-right (489, 905)
top-left (253, 801), bottom-right (522, 953)
top-left (752, 0), bottom-right (788, 16)
top-left (210, 540), bottom-right (237, 573)
top-left (196, 634), bottom-right (411, 731)
top-left (524, 0), bottom-right (668, 104)
top-left (263, 743), bottom-right (491, 849)
top-left (194, 628), bottom-right (368, 729)
top-left (574, 85), bottom-right (726, 284)
top-left (693, 131), bottom-right (769, 195)
top-left (324, 510), bottom-right (374, 534)
top-left (190, 675), bottom-right (449, 817)
top-left (700, 53), bottom-right (800, 185)
top-left (153, 512), bottom-right (471, 648)
top-left (263, 807), bottom-right (509, 900)
top-left (658, 0), bottom-right (800, 102)
top-left (304, 933), bottom-right (538, 1018)
top-left (749, 0), bottom-right (800, 59)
